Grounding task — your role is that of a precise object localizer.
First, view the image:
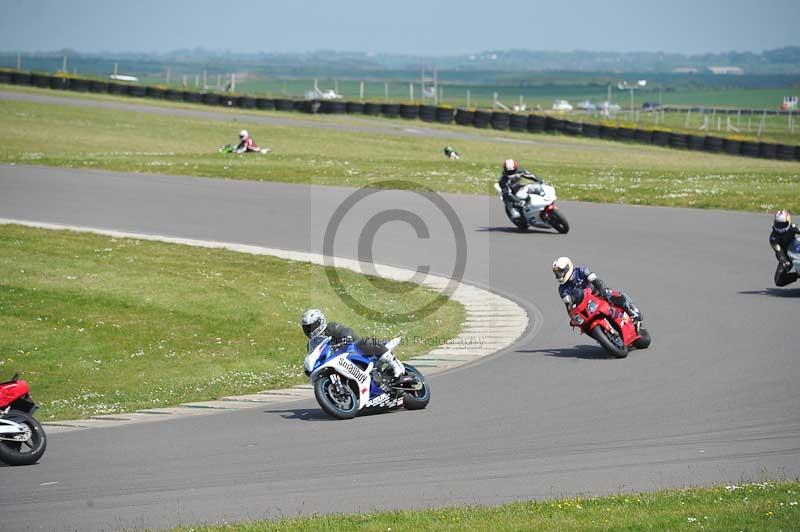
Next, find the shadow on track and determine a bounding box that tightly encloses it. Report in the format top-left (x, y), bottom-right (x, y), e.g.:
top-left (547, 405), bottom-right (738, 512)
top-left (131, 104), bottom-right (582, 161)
top-left (517, 345), bottom-right (617, 360)
top-left (738, 288), bottom-right (800, 298)
top-left (265, 408), bottom-right (334, 421)
top-left (475, 226), bottom-right (557, 235)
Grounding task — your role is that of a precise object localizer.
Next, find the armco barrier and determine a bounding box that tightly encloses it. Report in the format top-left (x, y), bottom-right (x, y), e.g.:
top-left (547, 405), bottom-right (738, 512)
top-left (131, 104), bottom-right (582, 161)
top-left (490, 111), bottom-right (510, 130)
top-left (345, 101), bottom-right (364, 114)
top-left (435, 107), bottom-right (454, 124)
top-left (399, 103), bottom-right (418, 119)
top-left (509, 113), bottom-right (527, 132)
top-left (418, 105), bottom-right (436, 122)
top-left (363, 102), bottom-right (381, 116)
top-left (454, 108), bottom-right (474, 126)
top-left (473, 110), bottom-right (491, 128)
top-left (382, 103), bottom-right (400, 118)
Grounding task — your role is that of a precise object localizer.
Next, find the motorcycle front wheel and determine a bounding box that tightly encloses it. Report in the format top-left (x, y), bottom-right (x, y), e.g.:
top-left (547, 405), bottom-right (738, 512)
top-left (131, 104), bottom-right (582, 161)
top-left (590, 325), bottom-right (628, 358)
top-left (633, 327), bottom-right (652, 349)
top-left (314, 375), bottom-right (358, 420)
top-left (547, 209), bottom-right (570, 234)
top-left (0, 410), bottom-right (47, 466)
top-left (400, 365), bottom-right (430, 411)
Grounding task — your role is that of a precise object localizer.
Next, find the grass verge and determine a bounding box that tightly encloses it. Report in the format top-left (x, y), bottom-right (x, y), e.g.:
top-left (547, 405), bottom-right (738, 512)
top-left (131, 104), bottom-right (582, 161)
top-left (0, 225), bottom-right (464, 420)
top-left (1, 92), bottom-right (799, 212)
top-left (168, 481), bottom-right (800, 531)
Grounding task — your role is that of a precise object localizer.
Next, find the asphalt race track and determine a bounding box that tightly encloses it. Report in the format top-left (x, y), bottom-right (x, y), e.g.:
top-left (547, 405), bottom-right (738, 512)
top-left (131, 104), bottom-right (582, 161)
top-left (0, 164), bottom-right (798, 531)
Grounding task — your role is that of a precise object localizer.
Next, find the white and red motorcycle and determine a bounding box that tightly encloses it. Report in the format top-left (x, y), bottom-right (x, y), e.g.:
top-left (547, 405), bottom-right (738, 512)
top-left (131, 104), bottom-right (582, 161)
top-left (494, 175), bottom-right (569, 233)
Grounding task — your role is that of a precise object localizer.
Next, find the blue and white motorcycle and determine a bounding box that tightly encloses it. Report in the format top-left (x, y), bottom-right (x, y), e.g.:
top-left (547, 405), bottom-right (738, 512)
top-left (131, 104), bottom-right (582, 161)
top-left (304, 337), bottom-right (430, 420)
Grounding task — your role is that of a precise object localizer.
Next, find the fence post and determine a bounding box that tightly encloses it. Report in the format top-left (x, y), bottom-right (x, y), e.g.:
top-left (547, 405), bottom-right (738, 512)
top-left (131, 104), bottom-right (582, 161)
top-left (384, 82), bottom-right (388, 102)
top-left (359, 81), bottom-right (364, 101)
top-left (409, 82), bottom-right (413, 101)
top-left (16, 52), bottom-right (21, 70)
top-left (62, 55), bottom-right (68, 74)
top-left (467, 89), bottom-right (471, 108)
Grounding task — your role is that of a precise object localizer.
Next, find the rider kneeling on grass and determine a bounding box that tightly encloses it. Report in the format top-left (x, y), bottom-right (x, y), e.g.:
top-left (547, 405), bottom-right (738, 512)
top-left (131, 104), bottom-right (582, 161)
top-left (770, 210), bottom-right (799, 287)
top-left (300, 309), bottom-right (412, 385)
top-left (234, 130), bottom-right (269, 154)
top-left (498, 159), bottom-right (545, 221)
top-left (553, 257), bottom-right (642, 325)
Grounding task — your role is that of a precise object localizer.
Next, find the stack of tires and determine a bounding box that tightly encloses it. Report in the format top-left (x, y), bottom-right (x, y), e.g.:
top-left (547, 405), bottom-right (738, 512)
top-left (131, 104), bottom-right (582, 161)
top-left (346, 101), bottom-right (364, 114)
top-left (363, 102), bottom-right (381, 116)
top-left (651, 131), bottom-right (670, 147)
top-left (435, 107), bottom-right (454, 124)
top-left (238, 95), bottom-right (256, 109)
top-left (509, 114), bottom-right (527, 132)
top-left (202, 92), bottom-right (222, 106)
top-left (582, 123), bottom-right (600, 138)
top-left (255, 97), bottom-right (275, 110)
top-left (668, 133), bottom-right (688, 149)
top-left (634, 129), bottom-right (653, 144)
top-left (724, 139), bottom-right (742, 156)
top-left (381, 103), bottom-right (400, 118)
top-left (10, 72), bottom-right (32, 85)
top-left (776, 144), bottom-right (795, 161)
top-left (738, 140), bottom-right (758, 157)
top-left (183, 91), bottom-right (202, 104)
top-left (455, 108), bottom-right (474, 126)
top-left (31, 73), bottom-right (51, 88)
top-left (527, 114), bottom-right (546, 133)
top-left (418, 105), bottom-right (436, 122)
top-left (616, 127), bottom-right (635, 142)
top-left (320, 100), bottom-right (346, 114)
top-left (69, 78), bottom-right (90, 92)
top-left (490, 112), bottom-right (510, 130)
top-left (473, 110), bottom-right (491, 128)
top-left (704, 137), bottom-right (724, 153)
top-left (758, 142), bottom-right (778, 159)
top-left (274, 98), bottom-right (294, 111)
top-left (399, 103), bottom-right (418, 119)
top-left (687, 135), bottom-right (706, 151)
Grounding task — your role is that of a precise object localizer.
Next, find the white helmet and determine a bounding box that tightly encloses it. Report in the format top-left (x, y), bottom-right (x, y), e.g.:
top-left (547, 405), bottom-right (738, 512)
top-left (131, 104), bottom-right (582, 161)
top-left (552, 257), bottom-right (574, 285)
top-left (239, 129), bottom-right (249, 140)
top-left (300, 308), bottom-right (327, 339)
top-left (774, 210), bottom-right (792, 233)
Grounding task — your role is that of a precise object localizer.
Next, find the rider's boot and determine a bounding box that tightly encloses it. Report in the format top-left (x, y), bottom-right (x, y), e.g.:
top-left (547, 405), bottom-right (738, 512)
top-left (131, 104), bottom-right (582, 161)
top-left (379, 351), bottom-right (413, 386)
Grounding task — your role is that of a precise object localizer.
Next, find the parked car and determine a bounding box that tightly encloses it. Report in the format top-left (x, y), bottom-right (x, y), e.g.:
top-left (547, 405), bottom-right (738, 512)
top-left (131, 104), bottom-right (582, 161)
top-left (642, 101), bottom-right (660, 111)
top-left (576, 100), bottom-right (596, 111)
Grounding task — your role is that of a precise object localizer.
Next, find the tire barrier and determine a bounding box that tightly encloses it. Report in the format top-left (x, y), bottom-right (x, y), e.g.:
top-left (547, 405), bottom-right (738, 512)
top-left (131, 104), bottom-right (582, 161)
top-left (582, 123), bottom-right (600, 138)
top-left (668, 132), bottom-right (688, 149)
top-left (4, 70), bottom-right (797, 162)
top-left (473, 110), bottom-right (491, 128)
top-left (31, 73), bottom-right (51, 88)
top-left (345, 101), bottom-right (364, 114)
top-left (320, 100), bottom-right (346, 114)
top-left (435, 106), bottom-right (455, 124)
top-left (527, 114), bottom-right (546, 133)
top-left (739, 141), bottom-right (759, 158)
top-left (381, 103), bottom-right (400, 118)
top-left (776, 143), bottom-right (795, 161)
top-left (616, 127), bottom-right (635, 142)
top-left (399, 103), bottom-right (418, 119)
top-left (418, 105), bottom-right (437, 122)
top-left (201, 92), bottom-right (222, 106)
top-left (129, 85), bottom-right (147, 97)
top-left (10, 72), bottom-right (32, 85)
top-left (634, 128), bottom-right (652, 143)
top-left (183, 91), bottom-right (202, 104)
top-left (490, 111), bottom-right (510, 130)
top-left (145, 86), bottom-right (165, 99)
top-left (273, 98), bottom-right (294, 111)
top-left (759, 142), bottom-right (778, 159)
top-left (363, 102), bottom-right (381, 116)
top-left (255, 97), bottom-right (275, 110)
top-left (455, 108), bottom-right (474, 126)
top-left (68, 78), bottom-right (90, 92)
top-left (509, 113), bottom-right (528, 132)
top-left (724, 139), bottom-right (742, 156)
top-left (687, 135), bottom-right (706, 151)
top-left (704, 137), bottom-right (724, 153)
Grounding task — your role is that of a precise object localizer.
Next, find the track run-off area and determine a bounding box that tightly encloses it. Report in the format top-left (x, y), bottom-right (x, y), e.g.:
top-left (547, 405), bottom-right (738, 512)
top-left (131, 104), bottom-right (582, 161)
top-left (0, 160), bottom-right (798, 531)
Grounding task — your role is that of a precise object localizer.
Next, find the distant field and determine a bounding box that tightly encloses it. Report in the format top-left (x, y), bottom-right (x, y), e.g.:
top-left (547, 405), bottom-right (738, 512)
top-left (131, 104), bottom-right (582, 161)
top-left (1, 95), bottom-right (798, 213)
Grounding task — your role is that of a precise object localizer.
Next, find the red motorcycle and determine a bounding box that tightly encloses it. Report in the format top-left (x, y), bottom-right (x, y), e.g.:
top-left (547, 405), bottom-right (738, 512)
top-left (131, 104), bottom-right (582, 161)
top-left (568, 288), bottom-right (651, 358)
top-left (0, 374), bottom-right (47, 466)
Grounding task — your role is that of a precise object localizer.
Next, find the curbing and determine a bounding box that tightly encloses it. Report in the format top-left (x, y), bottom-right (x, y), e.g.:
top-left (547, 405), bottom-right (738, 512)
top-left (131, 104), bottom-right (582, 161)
top-left (0, 218), bottom-right (529, 433)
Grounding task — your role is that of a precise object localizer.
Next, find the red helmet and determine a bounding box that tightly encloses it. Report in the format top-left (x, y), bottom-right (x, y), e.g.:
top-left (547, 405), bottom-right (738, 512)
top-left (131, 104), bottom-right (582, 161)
top-left (503, 159), bottom-right (518, 175)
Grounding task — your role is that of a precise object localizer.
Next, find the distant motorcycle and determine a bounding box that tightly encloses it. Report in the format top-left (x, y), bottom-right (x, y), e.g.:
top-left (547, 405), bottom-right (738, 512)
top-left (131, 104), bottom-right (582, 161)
top-left (304, 337), bottom-right (430, 420)
top-left (567, 288), bottom-right (651, 358)
top-left (0, 374), bottom-right (47, 466)
top-left (494, 176), bottom-right (569, 233)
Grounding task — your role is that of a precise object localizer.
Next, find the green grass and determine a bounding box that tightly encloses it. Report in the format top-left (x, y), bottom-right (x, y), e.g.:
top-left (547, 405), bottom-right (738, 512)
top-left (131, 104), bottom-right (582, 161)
top-left (0, 225), bottom-right (464, 421)
top-left (1, 91), bottom-right (799, 213)
top-left (168, 481), bottom-right (800, 531)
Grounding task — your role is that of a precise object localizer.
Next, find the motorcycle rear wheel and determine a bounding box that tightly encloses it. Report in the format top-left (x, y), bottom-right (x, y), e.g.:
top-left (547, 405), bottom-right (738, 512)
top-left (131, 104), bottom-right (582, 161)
top-left (547, 210), bottom-right (570, 234)
top-left (401, 365), bottom-right (430, 411)
top-left (0, 410), bottom-right (47, 466)
top-left (590, 325), bottom-right (628, 358)
top-left (314, 375), bottom-right (358, 420)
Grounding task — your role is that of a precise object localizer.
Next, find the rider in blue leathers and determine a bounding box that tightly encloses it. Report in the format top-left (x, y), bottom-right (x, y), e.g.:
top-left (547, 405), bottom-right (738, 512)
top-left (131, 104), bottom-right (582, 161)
top-left (552, 257), bottom-right (641, 322)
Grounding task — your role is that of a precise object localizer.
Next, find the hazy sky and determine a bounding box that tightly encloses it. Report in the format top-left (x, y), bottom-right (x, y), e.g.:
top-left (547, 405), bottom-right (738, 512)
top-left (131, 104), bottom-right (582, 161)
top-left (1, 0), bottom-right (798, 55)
